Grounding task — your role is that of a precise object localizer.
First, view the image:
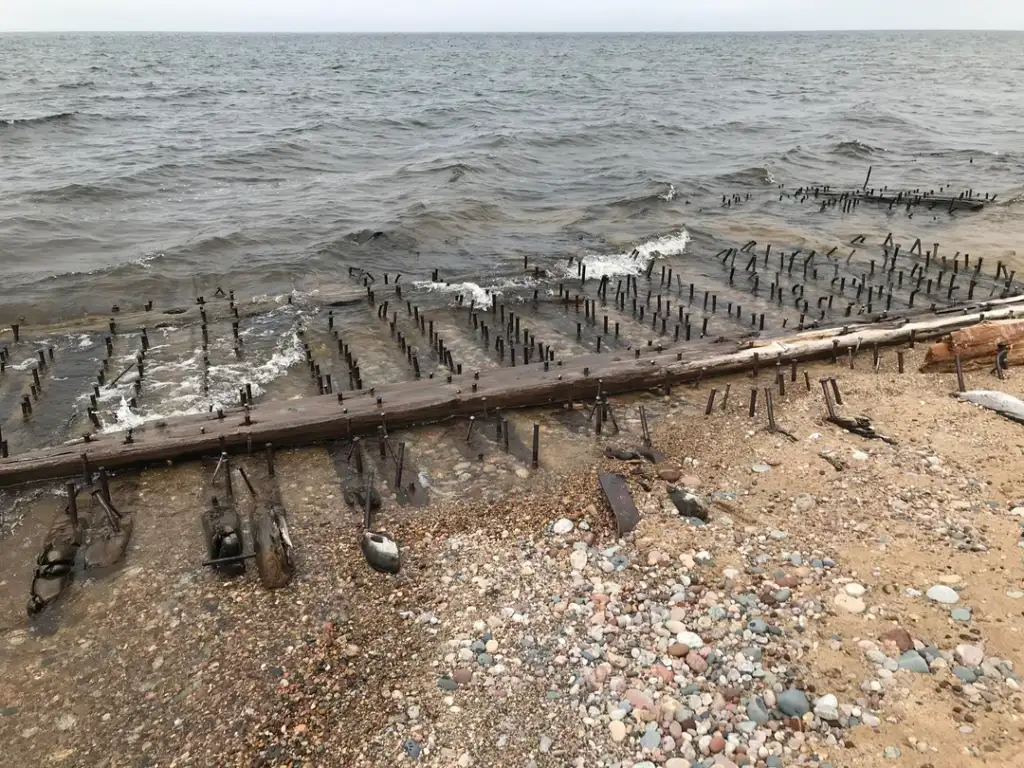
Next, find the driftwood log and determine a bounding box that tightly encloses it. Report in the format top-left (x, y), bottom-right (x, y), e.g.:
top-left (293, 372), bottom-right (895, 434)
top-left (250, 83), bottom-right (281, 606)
top-left (3, 299), bottom-right (1024, 488)
top-left (922, 318), bottom-right (1024, 372)
top-left (249, 497), bottom-right (294, 589)
top-left (239, 464), bottom-right (294, 589)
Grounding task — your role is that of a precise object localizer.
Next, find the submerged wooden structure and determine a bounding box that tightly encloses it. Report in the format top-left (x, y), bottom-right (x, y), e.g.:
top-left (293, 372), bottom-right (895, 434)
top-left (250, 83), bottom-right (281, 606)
top-left (1, 295), bottom-right (1022, 488)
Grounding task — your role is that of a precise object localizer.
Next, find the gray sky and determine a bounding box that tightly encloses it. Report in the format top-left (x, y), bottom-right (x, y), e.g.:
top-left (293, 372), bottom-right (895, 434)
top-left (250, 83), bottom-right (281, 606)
top-left (3, 0), bottom-right (1023, 32)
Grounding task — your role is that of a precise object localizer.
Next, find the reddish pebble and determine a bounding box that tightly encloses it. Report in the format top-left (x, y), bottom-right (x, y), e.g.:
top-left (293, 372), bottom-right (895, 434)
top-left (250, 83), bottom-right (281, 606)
top-left (668, 643), bottom-right (690, 657)
top-left (650, 664), bottom-right (674, 685)
top-left (709, 734), bottom-right (726, 753)
top-left (880, 627), bottom-right (914, 652)
top-left (625, 688), bottom-right (654, 709)
top-left (685, 651), bottom-right (708, 674)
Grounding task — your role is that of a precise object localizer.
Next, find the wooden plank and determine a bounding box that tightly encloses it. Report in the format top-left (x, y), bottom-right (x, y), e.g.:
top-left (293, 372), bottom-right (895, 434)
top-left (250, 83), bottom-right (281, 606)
top-left (2, 299), bottom-right (1024, 487)
top-left (599, 473), bottom-right (641, 535)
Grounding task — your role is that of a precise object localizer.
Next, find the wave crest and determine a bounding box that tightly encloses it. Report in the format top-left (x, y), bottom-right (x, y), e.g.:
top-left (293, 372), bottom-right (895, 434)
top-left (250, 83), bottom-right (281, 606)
top-left (0, 112), bottom-right (77, 129)
top-left (567, 230), bottom-right (691, 279)
top-left (833, 140), bottom-right (882, 158)
top-left (718, 166), bottom-right (775, 186)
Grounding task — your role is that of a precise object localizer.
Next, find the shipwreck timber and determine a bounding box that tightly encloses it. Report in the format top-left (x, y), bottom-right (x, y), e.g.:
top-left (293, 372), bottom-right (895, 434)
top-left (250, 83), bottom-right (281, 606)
top-left (1, 295), bottom-right (1023, 488)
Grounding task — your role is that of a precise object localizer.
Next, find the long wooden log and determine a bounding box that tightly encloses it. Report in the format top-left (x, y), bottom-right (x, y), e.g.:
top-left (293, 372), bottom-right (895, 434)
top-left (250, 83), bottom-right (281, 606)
top-left (2, 300), bottom-right (1023, 487)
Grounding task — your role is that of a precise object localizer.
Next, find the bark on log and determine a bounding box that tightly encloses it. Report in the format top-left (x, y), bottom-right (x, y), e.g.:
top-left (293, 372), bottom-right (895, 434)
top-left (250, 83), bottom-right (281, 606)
top-left (2, 300), bottom-right (1024, 488)
top-left (922, 319), bottom-right (1024, 372)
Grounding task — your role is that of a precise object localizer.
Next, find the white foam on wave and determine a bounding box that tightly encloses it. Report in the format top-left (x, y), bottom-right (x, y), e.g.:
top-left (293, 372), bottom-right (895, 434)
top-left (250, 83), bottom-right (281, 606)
top-left (98, 326), bottom-right (306, 433)
top-left (659, 183), bottom-right (678, 201)
top-left (565, 229), bottom-right (691, 280)
top-left (414, 280), bottom-right (496, 307)
top-left (412, 277), bottom-right (539, 310)
top-left (250, 288), bottom-right (321, 305)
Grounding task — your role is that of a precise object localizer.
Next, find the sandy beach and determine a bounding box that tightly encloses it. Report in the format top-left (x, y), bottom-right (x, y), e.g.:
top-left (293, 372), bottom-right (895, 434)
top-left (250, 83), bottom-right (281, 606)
top-left (0, 343), bottom-right (1022, 768)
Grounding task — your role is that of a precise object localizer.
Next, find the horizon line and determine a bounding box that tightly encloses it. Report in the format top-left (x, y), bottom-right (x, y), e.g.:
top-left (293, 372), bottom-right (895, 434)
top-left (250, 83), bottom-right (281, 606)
top-left (1, 27), bottom-right (1022, 35)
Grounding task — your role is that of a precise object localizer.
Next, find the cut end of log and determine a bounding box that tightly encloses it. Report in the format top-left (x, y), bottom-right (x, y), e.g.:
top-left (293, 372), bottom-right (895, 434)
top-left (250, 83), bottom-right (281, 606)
top-left (922, 319), bottom-right (1024, 372)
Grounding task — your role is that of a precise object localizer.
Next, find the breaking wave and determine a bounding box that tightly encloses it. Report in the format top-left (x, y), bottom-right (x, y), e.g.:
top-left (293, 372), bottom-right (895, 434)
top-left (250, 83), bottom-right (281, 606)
top-left (565, 230), bottom-right (691, 279)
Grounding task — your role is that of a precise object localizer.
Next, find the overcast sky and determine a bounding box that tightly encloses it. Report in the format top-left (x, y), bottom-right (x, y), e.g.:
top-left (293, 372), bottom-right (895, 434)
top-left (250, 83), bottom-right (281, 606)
top-left (3, 0), bottom-right (1023, 32)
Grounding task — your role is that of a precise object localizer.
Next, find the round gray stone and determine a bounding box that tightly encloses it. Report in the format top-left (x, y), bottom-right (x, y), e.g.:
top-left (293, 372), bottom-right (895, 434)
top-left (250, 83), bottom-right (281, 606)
top-left (777, 688), bottom-right (811, 717)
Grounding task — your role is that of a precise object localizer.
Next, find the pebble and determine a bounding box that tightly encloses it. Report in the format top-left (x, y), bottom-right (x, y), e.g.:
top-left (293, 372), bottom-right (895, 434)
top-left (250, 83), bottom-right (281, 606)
top-left (677, 631), bottom-right (704, 649)
top-left (813, 694), bottom-right (839, 720)
top-left (777, 688), bottom-right (810, 717)
top-left (640, 726), bottom-right (662, 749)
top-left (926, 585), bottom-right (959, 604)
top-left (897, 651), bottom-right (930, 674)
top-left (955, 643), bottom-right (985, 667)
top-left (845, 583), bottom-right (866, 597)
top-left (834, 593), bottom-right (866, 614)
top-left (792, 493), bottom-right (816, 512)
top-left (55, 714), bottom-right (77, 732)
top-left (951, 608), bottom-right (972, 622)
top-left (539, 734), bottom-right (553, 753)
top-left (879, 628), bottom-right (914, 652)
top-left (609, 720), bottom-right (627, 742)
top-left (952, 666), bottom-right (978, 684)
top-left (751, 463), bottom-right (771, 473)
top-left (746, 698), bottom-right (770, 724)
top-left (747, 619), bottom-right (769, 635)
top-left (552, 518), bottom-right (574, 534)
top-left (404, 739), bottom-right (422, 759)
top-left (667, 487), bottom-right (710, 521)
top-left (686, 651), bottom-right (708, 674)
top-left (883, 746), bottom-right (902, 760)
top-left (570, 549), bottom-right (588, 571)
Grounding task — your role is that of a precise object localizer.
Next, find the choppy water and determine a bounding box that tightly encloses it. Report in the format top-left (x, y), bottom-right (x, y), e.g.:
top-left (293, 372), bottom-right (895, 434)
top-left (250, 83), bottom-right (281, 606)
top-left (2, 30), bottom-right (1024, 324)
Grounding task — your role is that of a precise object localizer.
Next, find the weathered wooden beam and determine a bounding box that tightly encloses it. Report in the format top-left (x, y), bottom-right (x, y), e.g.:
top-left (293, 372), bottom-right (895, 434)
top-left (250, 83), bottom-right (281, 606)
top-left (1, 299), bottom-right (1023, 487)
top-left (599, 473), bottom-right (641, 535)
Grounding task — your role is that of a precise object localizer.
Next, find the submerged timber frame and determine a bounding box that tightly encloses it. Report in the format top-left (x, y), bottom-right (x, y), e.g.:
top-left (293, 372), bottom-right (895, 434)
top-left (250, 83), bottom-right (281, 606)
top-left (0, 296), bottom-right (1021, 488)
